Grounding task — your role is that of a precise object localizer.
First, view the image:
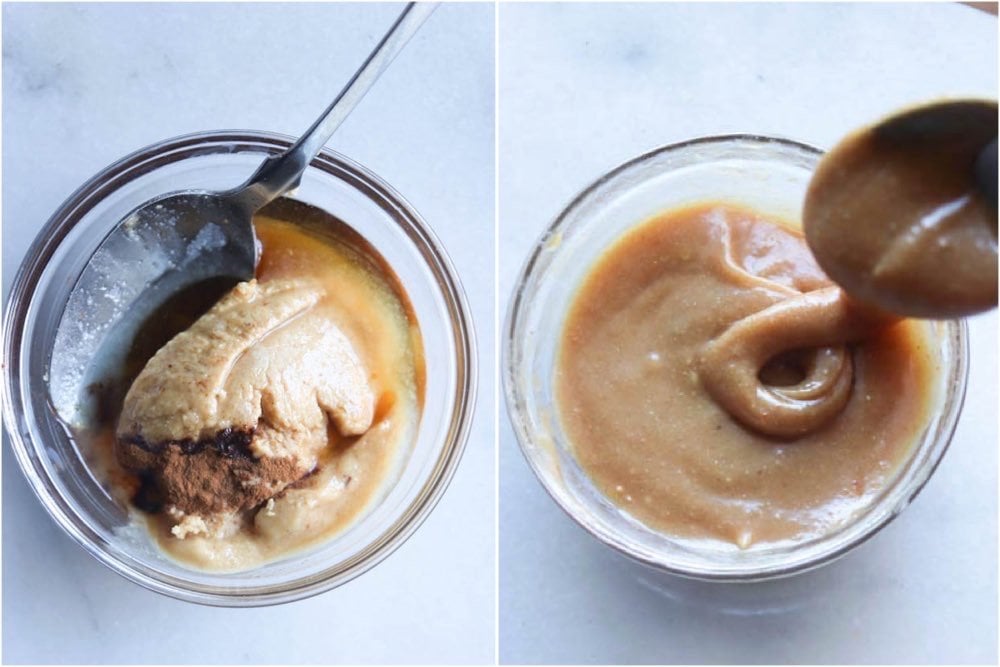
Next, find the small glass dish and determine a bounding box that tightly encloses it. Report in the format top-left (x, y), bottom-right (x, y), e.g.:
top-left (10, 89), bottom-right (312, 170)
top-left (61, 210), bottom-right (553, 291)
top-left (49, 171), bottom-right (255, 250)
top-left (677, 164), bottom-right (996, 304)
top-left (503, 135), bottom-right (967, 581)
top-left (3, 131), bottom-right (477, 606)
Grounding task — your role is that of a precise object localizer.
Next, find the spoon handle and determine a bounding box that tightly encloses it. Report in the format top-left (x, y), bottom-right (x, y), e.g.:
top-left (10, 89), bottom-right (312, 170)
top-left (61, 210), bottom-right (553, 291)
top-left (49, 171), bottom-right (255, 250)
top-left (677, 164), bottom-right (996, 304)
top-left (229, 2), bottom-right (438, 212)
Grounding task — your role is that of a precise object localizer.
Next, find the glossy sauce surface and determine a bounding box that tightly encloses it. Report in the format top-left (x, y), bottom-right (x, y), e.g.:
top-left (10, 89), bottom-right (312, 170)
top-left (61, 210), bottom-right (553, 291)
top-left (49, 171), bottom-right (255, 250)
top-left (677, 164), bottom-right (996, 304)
top-left (555, 203), bottom-right (937, 547)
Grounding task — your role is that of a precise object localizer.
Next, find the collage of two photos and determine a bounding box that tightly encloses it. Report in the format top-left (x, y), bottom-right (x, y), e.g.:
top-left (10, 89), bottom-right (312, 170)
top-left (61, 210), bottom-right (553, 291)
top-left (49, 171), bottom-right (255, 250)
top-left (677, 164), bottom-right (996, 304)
top-left (3, 1), bottom-right (998, 665)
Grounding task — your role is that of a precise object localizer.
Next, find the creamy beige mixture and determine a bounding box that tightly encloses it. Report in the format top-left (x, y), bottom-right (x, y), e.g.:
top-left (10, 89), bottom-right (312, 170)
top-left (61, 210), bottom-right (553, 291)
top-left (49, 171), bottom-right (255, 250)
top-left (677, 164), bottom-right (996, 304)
top-left (83, 210), bottom-right (423, 571)
top-left (556, 203), bottom-right (936, 548)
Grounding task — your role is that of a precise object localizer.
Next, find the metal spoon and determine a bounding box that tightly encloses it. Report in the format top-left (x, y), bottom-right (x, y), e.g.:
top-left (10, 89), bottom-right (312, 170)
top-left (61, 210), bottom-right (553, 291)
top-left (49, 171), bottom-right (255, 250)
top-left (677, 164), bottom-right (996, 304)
top-left (803, 99), bottom-right (998, 319)
top-left (49, 2), bottom-right (437, 426)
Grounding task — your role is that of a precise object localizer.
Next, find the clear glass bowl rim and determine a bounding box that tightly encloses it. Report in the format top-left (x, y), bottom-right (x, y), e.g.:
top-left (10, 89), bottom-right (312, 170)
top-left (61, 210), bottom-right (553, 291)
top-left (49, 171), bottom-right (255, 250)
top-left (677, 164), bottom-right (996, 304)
top-left (502, 133), bottom-right (969, 582)
top-left (3, 130), bottom-right (478, 606)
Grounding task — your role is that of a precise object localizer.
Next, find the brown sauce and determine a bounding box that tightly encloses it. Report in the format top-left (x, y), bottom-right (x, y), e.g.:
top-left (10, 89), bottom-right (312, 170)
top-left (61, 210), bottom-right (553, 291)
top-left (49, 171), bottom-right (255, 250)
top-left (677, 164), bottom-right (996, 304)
top-left (555, 203), bottom-right (937, 547)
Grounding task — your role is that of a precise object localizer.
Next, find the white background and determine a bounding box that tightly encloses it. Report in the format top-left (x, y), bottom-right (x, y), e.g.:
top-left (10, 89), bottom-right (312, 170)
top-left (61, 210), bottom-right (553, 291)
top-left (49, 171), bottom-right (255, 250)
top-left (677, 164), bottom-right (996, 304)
top-left (3, 3), bottom-right (494, 664)
top-left (499, 3), bottom-right (998, 664)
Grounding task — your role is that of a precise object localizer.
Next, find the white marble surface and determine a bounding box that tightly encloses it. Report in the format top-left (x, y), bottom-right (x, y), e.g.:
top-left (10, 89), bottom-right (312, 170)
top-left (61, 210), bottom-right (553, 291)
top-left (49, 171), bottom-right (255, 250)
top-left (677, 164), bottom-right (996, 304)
top-left (499, 3), bottom-right (997, 664)
top-left (3, 3), bottom-right (494, 664)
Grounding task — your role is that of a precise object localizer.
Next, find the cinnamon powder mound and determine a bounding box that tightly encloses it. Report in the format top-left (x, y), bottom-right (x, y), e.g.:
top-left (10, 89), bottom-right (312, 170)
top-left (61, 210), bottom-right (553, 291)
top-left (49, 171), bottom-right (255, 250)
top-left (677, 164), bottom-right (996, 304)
top-left (116, 429), bottom-right (306, 518)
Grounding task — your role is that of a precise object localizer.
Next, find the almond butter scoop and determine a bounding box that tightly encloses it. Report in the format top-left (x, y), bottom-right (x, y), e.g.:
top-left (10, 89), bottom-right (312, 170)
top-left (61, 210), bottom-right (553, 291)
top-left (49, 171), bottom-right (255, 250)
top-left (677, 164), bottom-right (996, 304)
top-left (116, 278), bottom-right (376, 538)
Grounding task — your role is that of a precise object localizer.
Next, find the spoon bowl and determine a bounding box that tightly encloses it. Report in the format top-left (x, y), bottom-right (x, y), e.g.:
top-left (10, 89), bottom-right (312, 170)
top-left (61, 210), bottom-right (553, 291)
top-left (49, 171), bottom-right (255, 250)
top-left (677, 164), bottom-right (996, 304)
top-left (103, 190), bottom-right (258, 283)
top-left (47, 189), bottom-right (255, 426)
top-left (803, 99), bottom-right (998, 319)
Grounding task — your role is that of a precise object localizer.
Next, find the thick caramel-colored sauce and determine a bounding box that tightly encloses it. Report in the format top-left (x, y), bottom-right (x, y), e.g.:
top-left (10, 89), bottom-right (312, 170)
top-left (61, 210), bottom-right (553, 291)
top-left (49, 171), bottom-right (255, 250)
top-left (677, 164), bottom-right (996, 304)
top-left (556, 203), bottom-right (937, 547)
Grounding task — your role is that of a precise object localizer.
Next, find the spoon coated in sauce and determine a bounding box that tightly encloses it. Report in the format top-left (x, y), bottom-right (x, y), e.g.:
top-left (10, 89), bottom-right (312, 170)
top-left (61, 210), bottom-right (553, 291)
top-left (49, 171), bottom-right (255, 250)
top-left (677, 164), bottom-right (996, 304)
top-left (803, 100), bottom-right (998, 319)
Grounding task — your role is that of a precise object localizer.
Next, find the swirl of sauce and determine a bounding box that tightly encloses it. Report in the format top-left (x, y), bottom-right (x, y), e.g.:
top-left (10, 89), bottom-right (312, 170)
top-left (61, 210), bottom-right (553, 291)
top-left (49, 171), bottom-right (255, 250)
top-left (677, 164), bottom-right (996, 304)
top-left (556, 202), bottom-right (938, 545)
top-left (699, 287), bottom-right (896, 438)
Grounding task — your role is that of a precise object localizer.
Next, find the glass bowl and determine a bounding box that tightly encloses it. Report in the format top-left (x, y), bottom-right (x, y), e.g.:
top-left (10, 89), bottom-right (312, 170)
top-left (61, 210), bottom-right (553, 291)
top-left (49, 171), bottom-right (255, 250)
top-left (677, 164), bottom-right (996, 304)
top-left (3, 131), bottom-right (477, 605)
top-left (503, 135), bottom-right (967, 581)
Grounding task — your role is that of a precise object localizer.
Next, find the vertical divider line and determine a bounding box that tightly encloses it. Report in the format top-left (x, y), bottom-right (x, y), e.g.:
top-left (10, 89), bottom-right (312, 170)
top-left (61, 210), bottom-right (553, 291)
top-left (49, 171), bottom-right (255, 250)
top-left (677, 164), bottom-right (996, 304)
top-left (492, 0), bottom-right (502, 664)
